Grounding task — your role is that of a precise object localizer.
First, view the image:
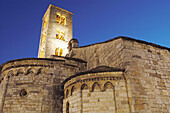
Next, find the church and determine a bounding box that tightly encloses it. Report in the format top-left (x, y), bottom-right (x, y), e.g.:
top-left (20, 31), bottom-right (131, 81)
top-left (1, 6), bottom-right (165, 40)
top-left (0, 4), bottom-right (169, 113)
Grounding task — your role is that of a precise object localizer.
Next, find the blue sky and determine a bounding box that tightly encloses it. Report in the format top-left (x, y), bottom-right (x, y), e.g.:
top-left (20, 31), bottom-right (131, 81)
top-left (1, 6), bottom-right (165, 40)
top-left (0, 0), bottom-right (170, 65)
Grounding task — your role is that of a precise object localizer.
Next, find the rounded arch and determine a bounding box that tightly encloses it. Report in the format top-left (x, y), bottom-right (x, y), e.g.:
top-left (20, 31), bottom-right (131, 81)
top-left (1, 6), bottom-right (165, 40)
top-left (61, 15), bottom-right (66, 25)
top-left (7, 70), bottom-right (14, 77)
top-left (81, 84), bottom-right (88, 90)
top-left (26, 68), bottom-right (35, 75)
top-left (55, 48), bottom-right (59, 56)
top-left (71, 86), bottom-right (75, 96)
top-left (56, 13), bottom-right (61, 23)
top-left (37, 68), bottom-right (43, 75)
top-left (104, 82), bottom-right (114, 91)
top-left (92, 82), bottom-right (101, 92)
top-left (16, 68), bottom-right (24, 76)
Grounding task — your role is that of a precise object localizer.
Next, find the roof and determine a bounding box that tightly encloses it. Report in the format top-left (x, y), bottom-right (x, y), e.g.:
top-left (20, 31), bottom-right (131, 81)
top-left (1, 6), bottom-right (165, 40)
top-left (78, 36), bottom-right (170, 51)
top-left (0, 57), bottom-right (86, 73)
top-left (63, 66), bottom-right (125, 84)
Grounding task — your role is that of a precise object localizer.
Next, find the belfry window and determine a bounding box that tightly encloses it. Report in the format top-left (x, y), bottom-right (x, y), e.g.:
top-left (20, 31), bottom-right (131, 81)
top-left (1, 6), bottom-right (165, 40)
top-left (60, 32), bottom-right (65, 41)
top-left (56, 13), bottom-right (66, 25)
top-left (55, 48), bottom-right (59, 56)
top-left (61, 16), bottom-right (66, 25)
top-left (56, 14), bottom-right (61, 23)
top-left (56, 30), bottom-right (60, 39)
top-left (59, 48), bottom-right (63, 56)
top-left (55, 48), bottom-right (63, 56)
top-left (56, 30), bottom-right (65, 41)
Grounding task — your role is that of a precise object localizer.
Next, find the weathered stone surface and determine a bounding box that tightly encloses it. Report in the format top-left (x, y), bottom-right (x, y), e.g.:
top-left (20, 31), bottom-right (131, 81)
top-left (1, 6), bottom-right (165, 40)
top-left (68, 37), bottom-right (170, 113)
top-left (0, 57), bottom-right (86, 113)
top-left (0, 4), bottom-right (169, 113)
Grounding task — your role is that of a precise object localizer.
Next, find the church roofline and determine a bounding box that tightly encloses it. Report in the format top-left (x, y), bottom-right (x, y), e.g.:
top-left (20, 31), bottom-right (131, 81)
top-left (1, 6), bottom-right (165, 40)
top-left (78, 36), bottom-right (170, 51)
top-left (62, 66), bottom-right (125, 85)
top-left (0, 57), bottom-right (86, 74)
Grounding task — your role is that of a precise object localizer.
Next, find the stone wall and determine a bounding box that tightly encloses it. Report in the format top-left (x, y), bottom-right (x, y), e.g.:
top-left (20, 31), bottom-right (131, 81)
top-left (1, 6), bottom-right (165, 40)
top-left (0, 57), bottom-right (86, 113)
top-left (63, 71), bottom-right (130, 113)
top-left (69, 38), bottom-right (125, 70)
top-left (38, 5), bottom-right (73, 58)
top-left (123, 39), bottom-right (170, 113)
top-left (69, 37), bottom-right (170, 113)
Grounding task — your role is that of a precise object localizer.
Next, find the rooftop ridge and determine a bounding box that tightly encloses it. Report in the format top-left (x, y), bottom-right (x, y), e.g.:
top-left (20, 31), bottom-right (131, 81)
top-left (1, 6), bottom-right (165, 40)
top-left (62, 66), bottom-right (125, 85)
top-left (78, 36), bottom-right (170, 51)
top-left (0, 57), bottom-right (86, 73)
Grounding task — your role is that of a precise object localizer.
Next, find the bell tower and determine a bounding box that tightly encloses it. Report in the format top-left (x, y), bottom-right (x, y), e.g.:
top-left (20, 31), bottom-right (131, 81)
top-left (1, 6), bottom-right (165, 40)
top-left (38, 4), bottom-right (73, 58)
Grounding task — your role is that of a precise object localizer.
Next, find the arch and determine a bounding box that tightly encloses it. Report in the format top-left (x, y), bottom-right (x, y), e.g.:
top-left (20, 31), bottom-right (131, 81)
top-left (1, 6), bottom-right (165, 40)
top-left (92, 82), bottom-right (101, 92)
top-left (26, 68), bottom-right (35, 75)
top-left (81, 84), bottom-right (88, 90)
top-left (55, 48), bottom-right (59, 56)
top-left (71, 86), bottom-right (75, 96)
top-left (104, 82), bottom-right (114, 91)
top-left (56, 30), bottom-right (60, 39)
top-left (7, 70), bottom-right (14, 77)
top-left (66, 101), bottom-right (70, 113)
top-left (60, 32), bottom-right (65, 41)
top-left (59, 48), bottom-right (63, 56)
top-left (36, 68), bottom-right (42, 75)
top-left (16, 68), bottom-right (24, 76)
top-left (61, 15), bottom-right (66, 25)
top-left (56, 13), bottom-right (61, 23)
top-left (66, 89), bottom-right (69, 98)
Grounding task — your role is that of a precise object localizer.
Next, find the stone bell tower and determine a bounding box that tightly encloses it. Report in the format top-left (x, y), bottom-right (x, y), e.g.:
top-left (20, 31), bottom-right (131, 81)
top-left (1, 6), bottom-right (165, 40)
top-left (38, 4), bottom-right (73, 58)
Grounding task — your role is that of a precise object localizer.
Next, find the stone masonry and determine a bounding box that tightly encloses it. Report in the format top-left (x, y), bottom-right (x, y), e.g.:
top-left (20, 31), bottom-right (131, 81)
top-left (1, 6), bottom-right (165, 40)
top-left (0, 4), bottom-right (170, 113)
top-left (68, 36), bottom-right (170, 113)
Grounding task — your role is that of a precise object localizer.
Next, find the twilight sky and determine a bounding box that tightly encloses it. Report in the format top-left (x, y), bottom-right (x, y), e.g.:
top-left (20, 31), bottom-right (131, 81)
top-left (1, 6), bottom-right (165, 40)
top-left (0, 0), bottom-right (170, 65)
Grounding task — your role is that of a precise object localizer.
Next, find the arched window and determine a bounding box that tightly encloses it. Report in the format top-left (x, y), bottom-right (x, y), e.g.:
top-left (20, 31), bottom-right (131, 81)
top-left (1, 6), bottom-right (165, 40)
top-left (60, 35), bottom-right (64, 41)
top-left (66, 102), bottom-right (69, 113)
top-left (59, 48), bottom-right (63, 56)
top-left (56, 14), bottom-right (61, 23)
top-left (60, 32), bottom-right (65, 41)
top-left (56, 30), bottom-right (60, 39)
top-left (61, 16), bottom-right (66, 25)
top-left (55, 48), bottom-right (59, 56)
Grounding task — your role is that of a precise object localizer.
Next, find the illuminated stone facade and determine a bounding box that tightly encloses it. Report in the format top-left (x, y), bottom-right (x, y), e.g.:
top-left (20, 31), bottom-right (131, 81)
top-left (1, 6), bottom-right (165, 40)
top-left (38, 4), bottom-right (73, 58)
top-left (0, 4), bottom-right (170, 113)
